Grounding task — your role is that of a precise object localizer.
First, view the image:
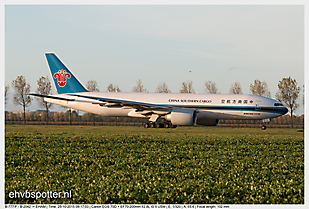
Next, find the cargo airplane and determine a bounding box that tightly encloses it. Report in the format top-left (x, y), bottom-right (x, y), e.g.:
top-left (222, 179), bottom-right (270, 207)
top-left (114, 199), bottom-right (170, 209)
top-left (29, 53), bottom-right (288, 130)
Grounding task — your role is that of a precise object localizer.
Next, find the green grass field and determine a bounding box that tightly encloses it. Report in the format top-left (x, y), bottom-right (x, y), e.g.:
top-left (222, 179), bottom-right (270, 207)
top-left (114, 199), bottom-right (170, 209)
top-left (5, 125), bottom-right (304, 204)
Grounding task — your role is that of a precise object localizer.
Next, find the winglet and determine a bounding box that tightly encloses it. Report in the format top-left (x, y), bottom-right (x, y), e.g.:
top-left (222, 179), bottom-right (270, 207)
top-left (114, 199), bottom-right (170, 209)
top-left (45, 53), bottom-right (88, 94)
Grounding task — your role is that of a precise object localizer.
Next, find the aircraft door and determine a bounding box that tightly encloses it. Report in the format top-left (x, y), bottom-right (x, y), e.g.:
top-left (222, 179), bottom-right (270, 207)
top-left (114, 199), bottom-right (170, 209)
top-left (255, 100), bottom-right (261, 110)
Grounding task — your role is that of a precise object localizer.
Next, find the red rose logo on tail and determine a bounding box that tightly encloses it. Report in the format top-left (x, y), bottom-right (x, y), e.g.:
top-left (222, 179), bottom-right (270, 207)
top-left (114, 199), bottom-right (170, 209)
top-left (54, 70), bottom-right (71, 87)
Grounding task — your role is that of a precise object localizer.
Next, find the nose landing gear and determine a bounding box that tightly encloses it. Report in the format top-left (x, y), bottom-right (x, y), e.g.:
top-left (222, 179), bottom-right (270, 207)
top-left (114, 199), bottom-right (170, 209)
top-left (260, 118), bottom-right (271, 130)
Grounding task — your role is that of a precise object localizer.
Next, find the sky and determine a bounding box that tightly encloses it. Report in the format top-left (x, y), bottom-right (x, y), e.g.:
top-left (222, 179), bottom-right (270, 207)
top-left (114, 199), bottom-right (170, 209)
top-left (3, 3), bottom-right (305, 114)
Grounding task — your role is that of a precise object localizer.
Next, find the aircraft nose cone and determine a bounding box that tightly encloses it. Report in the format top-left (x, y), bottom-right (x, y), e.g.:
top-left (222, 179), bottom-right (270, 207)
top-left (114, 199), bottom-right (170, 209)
top-left (283, 107), bottom-right (288, 114)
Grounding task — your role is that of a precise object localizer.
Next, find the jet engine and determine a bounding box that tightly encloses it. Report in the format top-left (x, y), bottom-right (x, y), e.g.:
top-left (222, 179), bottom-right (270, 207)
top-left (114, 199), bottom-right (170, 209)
top-left (196, 118), bottom-right (220, 126)
top-left (164, 108), bottom-right (198, 126)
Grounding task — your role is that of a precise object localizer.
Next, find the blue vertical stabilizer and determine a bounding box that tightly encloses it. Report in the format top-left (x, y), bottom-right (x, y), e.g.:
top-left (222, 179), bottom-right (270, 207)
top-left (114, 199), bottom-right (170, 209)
top-left (45, 53), bottom-right (88, 94)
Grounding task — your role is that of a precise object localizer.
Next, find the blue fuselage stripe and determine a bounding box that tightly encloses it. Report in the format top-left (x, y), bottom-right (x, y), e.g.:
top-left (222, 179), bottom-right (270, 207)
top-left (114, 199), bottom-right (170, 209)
top-left (105, 103), bottom-right (286, 114)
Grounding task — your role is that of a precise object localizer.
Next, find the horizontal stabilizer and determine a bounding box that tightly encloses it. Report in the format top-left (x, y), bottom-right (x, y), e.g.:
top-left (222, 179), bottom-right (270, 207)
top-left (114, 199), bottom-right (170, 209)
top-left (27, 93), bottom-right (75, 101)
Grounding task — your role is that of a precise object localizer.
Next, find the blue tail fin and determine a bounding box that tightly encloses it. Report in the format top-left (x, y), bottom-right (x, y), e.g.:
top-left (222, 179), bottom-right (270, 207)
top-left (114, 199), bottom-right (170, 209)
top-left (45, 53), bottom-right (88, 94)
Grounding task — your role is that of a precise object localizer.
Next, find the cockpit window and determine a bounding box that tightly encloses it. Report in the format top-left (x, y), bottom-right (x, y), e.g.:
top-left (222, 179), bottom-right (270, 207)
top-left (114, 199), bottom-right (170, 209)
top-left (274, 103), bottom-right (284, 106)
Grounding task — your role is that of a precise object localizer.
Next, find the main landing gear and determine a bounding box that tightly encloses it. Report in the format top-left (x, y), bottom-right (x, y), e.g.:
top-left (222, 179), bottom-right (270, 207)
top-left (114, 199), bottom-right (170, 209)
top-left (144, 122), bottom-right (177, 128)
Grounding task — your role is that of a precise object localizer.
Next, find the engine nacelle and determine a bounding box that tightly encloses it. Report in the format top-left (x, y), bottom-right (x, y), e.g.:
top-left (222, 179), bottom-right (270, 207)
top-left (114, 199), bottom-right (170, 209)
top-left (164, 108), bottom-right (198, 126)
top-left (196, 118), bottom-right (220, 126)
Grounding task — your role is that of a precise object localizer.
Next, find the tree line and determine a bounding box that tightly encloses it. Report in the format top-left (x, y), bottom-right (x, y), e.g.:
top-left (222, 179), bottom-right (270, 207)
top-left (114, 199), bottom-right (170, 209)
top-left (5, 75), bottom-right (303, 127)
top-left (5, 111), bottom-right (304, 127)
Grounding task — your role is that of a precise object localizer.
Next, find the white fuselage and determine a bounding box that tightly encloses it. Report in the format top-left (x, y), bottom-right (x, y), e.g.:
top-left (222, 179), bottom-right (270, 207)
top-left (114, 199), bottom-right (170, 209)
top-left (45, 92), bottom-right (287, 121)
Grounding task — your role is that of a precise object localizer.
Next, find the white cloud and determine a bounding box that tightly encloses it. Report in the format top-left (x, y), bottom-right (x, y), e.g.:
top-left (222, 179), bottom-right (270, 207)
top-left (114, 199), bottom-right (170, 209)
top-left (180, 49), bottom-right (232, 61)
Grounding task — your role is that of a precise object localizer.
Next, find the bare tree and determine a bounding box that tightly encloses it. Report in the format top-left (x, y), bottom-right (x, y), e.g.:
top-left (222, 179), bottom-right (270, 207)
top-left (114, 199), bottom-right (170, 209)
top-left (229, 82), bottom-right (242, 94)
top-left (86, 80), bottom-right (100, 125)
top-left (156, 82), bottom-right (171, 93)
top-left (12, 75), bottom-right (32, 124)
top-left (132, 79), bottom-right (147, 92)
top-left (5, 84), bottom-right (9, 105)
top-left (107, 83), bottom-right (121, 92)
top-left (180, 81), bottom-right (195, 93)
top-left (36, 76), bottom-right (53, 124)
top-left (249, 79), bottom-right (271, 97)
top-left (65, 108), bottom-right (73, 125)
top-left (204, 81), bottom-right (219, 94)
top-left (86, 80), bottom-right (100, 92)
top-left (107, 83), bottom-right (121, 126)
top-left (275, 77), bottom-right (300, 128)
top-left (229, 81), bottom-right (242, 127)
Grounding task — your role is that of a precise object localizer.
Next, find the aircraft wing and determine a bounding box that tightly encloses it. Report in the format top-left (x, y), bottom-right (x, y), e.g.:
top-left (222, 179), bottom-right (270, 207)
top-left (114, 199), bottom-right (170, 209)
top-left (67, 93), bottom-right (172, 113)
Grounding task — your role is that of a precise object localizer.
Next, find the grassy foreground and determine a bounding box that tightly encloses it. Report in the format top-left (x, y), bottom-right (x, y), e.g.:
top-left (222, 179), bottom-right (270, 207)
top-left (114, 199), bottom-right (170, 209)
top-left (5, 125), bottom-right (304, 204)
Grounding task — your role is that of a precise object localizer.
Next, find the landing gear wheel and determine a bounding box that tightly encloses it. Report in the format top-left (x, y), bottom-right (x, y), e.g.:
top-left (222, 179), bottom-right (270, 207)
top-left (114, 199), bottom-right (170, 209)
top-left (150, 123), bottom-right (155, 128)
top-left (144, 123), bottom-right (150, 128)
top-left (261, 125), bottom-right (267, 130)
top-left (155, 123), bottom-right (161, 128)
top-left (164, 123), bottom-right (170, 128)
